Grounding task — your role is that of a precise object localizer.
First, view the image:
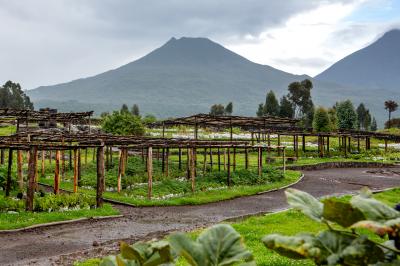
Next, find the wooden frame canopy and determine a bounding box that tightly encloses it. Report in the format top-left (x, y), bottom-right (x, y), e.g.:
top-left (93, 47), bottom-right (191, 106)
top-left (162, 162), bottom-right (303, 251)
top-left (156, 114), bottom-right (299, 129)
top-left (0, 108), bottom-right (93, 123)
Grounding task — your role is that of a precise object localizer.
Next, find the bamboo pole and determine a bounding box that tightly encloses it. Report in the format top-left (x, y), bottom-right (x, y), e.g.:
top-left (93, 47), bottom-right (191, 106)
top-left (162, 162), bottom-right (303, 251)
top-left (147, 147), bottom-right (153, 199)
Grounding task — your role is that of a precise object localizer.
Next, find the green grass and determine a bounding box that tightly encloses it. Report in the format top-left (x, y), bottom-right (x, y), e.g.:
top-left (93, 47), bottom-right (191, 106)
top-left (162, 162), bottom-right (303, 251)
top-left (0, 203), bottom-right (119, 230)
top-left (0, 125), bottom-right (16, 136)
top-left (39, 170), bottom-right (302, 206)
top-left (75, 188), bottom-right (400, 266)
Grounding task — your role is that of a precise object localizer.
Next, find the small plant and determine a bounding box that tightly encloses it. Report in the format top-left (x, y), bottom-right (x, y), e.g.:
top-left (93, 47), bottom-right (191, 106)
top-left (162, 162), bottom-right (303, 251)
top-left (263, 188), bottom-right (400, 265)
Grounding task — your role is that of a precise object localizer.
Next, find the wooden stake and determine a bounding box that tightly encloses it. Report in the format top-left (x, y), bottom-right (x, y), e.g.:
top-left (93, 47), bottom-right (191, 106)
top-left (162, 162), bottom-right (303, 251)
top-left (190, 148), bottom-right (195, 192)
top-left (26, 146), bottom-right (37, 211)
top-left (96, 145), bottom-right (105, 208)
top-left (209, 147), bottom-right (213, 171)
top-left (73, 149), bottom-right (78, 193)
top-left (117, 149), bottom-right (123, 192)
top-left (227, 147), bottom-right (231, 186)
top-left (147, 147), bottom-right (153, 199)
top-left (54, 150), bottom-right (60, 194)
top-left (245, 147), bottom-right (249, 170)
top-left (178, 147), bottom-right (182, 170)
top-left (17, 150), bottom-right (23, 191)
top-left (165, 147), bottom-right (169, 177)
top-left (257, 147), bottom-right (262, 176)
top-left (202, 148), bottom-right (207, 175)
top-left (41, 150), bottom-right (45, 177)
top-left (217, 147), bottom-right (221, 171)
top-left (5, 149), bottom-right (13, 197)
top-left (0, 149), bottom-right (4, 165)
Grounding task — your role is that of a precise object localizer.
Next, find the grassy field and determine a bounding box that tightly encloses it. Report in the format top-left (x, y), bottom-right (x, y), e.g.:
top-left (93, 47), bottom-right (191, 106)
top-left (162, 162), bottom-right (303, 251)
top-left (0, 125), bottom-right (16, 136)
top-left (74, 188), bottom-right (400, 266)
top-left (0, 203), bottom-right (119, 230)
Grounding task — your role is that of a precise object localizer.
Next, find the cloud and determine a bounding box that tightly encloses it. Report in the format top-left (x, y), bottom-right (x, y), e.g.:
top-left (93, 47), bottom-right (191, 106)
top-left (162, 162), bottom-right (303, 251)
top-left (0, 0), bottom-right (397, 89)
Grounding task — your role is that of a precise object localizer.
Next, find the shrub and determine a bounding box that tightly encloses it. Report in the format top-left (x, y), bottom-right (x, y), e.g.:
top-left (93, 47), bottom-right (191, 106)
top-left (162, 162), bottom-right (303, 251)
top-left (102, 111), bottom-right (145, 136)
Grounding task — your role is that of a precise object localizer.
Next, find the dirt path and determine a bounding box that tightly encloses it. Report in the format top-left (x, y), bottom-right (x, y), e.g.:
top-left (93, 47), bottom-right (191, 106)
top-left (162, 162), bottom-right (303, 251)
top-left (1, 167), bottom-right (400, 266)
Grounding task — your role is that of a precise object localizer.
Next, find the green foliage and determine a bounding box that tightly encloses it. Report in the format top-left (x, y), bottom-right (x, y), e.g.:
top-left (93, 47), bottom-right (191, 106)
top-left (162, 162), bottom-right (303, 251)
top-left (313, 107), bottom-right (331, 132)
top-left (0, 195), bottom-right (25, 212)
top-left (264, 90), bottom-right (280, 116)
top-left (264, 188), bottom-right (400, 265)
top-left (131, 104), bottom-right (140, 116)
top-left (0, 165), bottom-right (16, 191)
top-left (102, 111), bottom-right (145, 136)
top-left (0, 80), bottom-right (34, 110)
top-left (256, 103), bottom-right (264, 117)
top-left (327, 107), bottom-right (338, 131)
top-left (170, 224), bottom-right (254, 266)
top-left (33, 193), bottom-right (96, 212)
top-left (210, 104), bottom-right (226, 116)
top-left (142, 114), bottom-right (157, 125)
top-left (120, 104), bottom-right (129, 114)
top-left (371, 117), bottom-right (378, 131)
top-left (385, 100), bottom-right (398, 128)
top-left (356, 103), bottom-right (372, 130)
top-left (100, 240), bottom-right (175, 266)
top-left (225, 102), bottom-right (233, 115)
top-left (279, 95), bottom-right (294, 118)
top-left (99, 224), bottom-right (254, 266)
top-left (287, 79), bottom-right (313, 118)
top-left (336, 100), bottom-right (358, 130)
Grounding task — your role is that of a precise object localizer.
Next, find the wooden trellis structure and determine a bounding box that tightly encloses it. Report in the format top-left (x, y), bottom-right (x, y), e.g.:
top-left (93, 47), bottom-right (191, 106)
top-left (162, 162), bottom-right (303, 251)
top-left (155, 114), bottom-right (400, 158)
top-left (0, 132), bottom-right (286, 211)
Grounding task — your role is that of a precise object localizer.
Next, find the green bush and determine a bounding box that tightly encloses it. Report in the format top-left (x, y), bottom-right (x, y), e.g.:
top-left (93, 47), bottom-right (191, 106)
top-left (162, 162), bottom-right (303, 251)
top-left (0, 195), bottom-right (25, 212)
top-left (34, 193), bottom-right (96, 212)
top-left (102, 111), bottom-right (145, 136)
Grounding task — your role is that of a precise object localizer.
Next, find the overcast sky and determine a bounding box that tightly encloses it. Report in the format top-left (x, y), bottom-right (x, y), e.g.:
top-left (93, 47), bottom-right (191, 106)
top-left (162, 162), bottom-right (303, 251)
top-left (0, 0), bottom-right (399, 90)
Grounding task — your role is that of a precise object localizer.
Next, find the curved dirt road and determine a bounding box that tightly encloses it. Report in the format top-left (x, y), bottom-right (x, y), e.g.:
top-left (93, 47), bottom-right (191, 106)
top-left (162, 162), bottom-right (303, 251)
top-left (1, 167), bottom-right (400, 265)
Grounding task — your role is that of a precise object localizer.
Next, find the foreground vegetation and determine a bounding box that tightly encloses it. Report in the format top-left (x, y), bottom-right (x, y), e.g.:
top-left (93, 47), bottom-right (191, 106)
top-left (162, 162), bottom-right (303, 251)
top-left (75, 188), bottom-right (400, 266)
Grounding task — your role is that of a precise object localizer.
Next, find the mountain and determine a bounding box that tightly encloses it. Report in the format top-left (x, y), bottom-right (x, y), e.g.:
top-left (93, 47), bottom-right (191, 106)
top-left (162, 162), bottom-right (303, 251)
top-left (27, 35), bottom-right (397, 125)
top-left (27, 37), bottom-right (310, 117)
top-left (315, 29), bottom-right (400, 92)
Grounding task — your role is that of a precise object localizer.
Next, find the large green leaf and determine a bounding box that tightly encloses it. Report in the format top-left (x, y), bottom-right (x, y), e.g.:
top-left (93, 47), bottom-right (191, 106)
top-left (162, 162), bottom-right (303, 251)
top-left (169, 233), bottom-right (205, 266)
top-left (285, 188), bottom-right (323, 222)
top-left (341, 235), bottom-right (385, 265)
top-left (316, 231), bottom-right (355, 265)
top-left (322, 199), bottom-right (365, 227)
top-left (262, 233), bottom-right (323, 260)
top-left (170, 224), bottom-right (253, 266)
top-left (350, 220), bottom-right (394, 237)
top-left (350, 193), bottom-right (400, 222)
top-left (197, 224), bottom-right (253, 266)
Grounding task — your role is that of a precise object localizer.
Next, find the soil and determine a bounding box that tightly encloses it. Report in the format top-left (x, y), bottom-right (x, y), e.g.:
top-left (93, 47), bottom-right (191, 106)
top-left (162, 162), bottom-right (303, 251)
top-left (1, 167), bottom-right (400, 266)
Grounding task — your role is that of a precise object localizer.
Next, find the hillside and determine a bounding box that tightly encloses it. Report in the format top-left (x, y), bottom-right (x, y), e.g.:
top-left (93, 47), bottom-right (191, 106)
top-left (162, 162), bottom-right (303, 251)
top-left (27, 35), bottom-right (395, 125)
top-left (316, 29), bottom-right (400, 92)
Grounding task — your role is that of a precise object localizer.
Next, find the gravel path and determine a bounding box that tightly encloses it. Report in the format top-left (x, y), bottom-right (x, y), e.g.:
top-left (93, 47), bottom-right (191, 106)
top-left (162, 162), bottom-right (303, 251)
top-left (1, 167), bottom-right (400, 265)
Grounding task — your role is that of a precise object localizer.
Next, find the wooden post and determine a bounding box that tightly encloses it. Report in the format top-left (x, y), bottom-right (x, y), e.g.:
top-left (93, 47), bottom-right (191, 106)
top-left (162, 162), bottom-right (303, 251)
top-left (277, 134), bottom-right (281, 156)
top-left (209, 147), bottom-right (213, 171)
top-left (17, 150), bottom-right (23, 191)
top-left (202, 148), bottom-right (207, 175)
top-left (178, 147), bottom-right (182, 170)
top-left (54, 150), bottom-right (60, 194)
top-left (5, 149), bottom-right (13, 197)
top-left (73, 149), bottom-right (78, 193)
top-left (217, 147), bottom-right (221, 171)
top-left (165, 147), bottom-right (169, 177)
top-left (61, 149), bottom-right (65, 180)
top-left (41, 150), bottom-right (45, 177)
top-left (233, 147), bottom-right (236, 171)
top-left (327, 136), bottom-right (330, 156)
top-left (96, 145), bottom-right (105, 208)
top-left (283, 148), bottom-right (286, 175)
top-left (161, 148), bottom-right (165, 174)
top-left (245, 147), bottom-right (249, 170)
top-left (302, 135), bottom-right (306, 152)
top-left (348, 137), bottom-right (351, 152)
top-left (190, 148), bottom-right (195, 192)
top-left (26, 146), bottom-right (37, 211)
top-left (257, 147), bottom-right (262, 176)
top-left (85, 148), bottom-right (88, 166)
top-left (223, 148), bottom-right (226, 171)
top-left (357, 137), bottom-right (360, 153)
top-left (77, 149), bottom-right (82, 186)
top-left (49, 150), bottom-right (52, 165)
top-left (117, 149), bottom-right (123, 192)
top-left (0, 149), bottom-right (4, 165)
top-left (295, 135), bottom-right (299, 158)
top-left (227, 147), bottom-right (231, 186)
top-left (343, 137), bottom-right (347, 158)
top-left (385, 139), bottom-right (388, 153)
top-left (147, 147), bottom-right (153, 199)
